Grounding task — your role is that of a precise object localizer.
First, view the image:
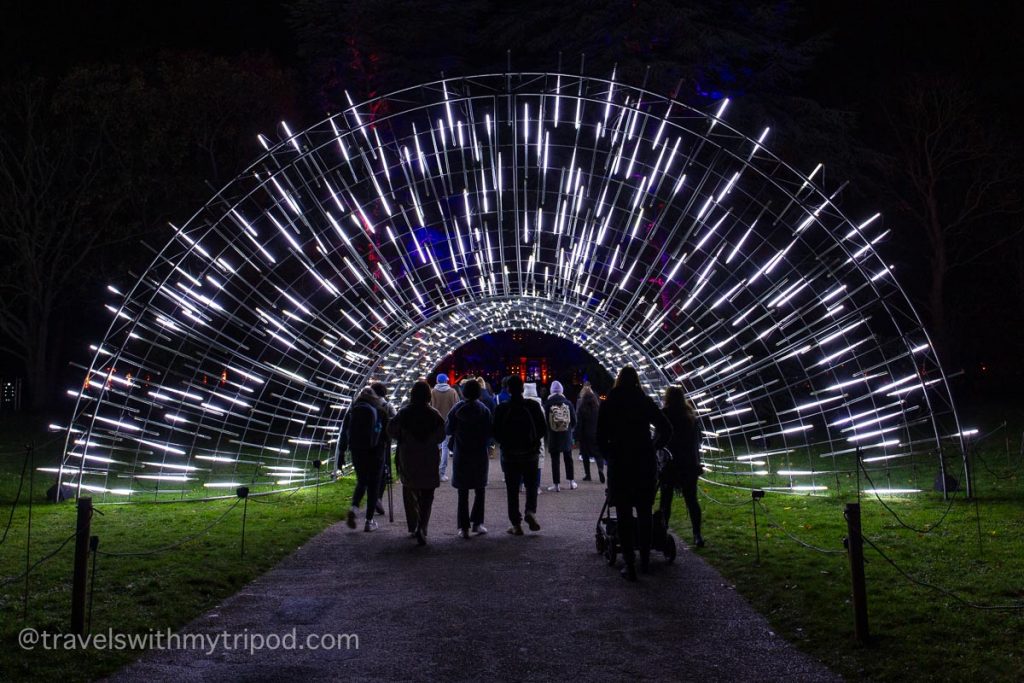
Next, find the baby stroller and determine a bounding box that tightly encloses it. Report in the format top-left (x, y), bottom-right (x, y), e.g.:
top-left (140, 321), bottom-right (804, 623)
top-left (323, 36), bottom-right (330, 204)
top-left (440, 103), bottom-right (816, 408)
top-left (595, 449), bottom-right (677, 566)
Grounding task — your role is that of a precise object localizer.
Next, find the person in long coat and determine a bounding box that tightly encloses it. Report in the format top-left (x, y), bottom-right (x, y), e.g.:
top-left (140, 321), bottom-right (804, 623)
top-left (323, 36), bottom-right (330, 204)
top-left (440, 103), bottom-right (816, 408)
top-left (387, 380), bottom-right (445, 546)
top-left (659, 387), bottom-right (704, 547)
top-left (446, 379), bottom-right (493, 538)
top-left (575, 384), bottom-right (604, 483)
top-left (597, 366), bottom-right (672, 580)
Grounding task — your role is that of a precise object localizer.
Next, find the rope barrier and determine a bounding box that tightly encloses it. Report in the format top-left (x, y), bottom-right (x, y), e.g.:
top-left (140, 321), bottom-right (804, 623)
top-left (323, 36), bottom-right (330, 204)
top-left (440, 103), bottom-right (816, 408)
top-left (0, 531), bottom-right (77, 589)
top-left (861, 535), bottom-right (1024, 611)
top-left (0, 446), bottom-right (31, 547)
top-left (756, 499), bottom-right (845, 555)
top-left (94, 499), bottom-right (241, 557)
top-left (858, 459), bottom-right (958, 534)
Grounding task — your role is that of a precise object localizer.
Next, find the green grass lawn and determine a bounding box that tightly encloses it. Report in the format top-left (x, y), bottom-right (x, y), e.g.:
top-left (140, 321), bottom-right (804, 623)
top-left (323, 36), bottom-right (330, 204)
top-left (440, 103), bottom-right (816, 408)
top-left (0, 417), bottom-right (355, 682)
top-left (2, 408), bottom-right (1022, 682)
top-left (673, 405), bottom-right (1024, 682)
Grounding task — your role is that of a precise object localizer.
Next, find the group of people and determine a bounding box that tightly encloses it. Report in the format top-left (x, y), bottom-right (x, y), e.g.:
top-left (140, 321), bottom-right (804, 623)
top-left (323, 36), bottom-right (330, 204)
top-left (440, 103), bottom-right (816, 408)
top-left (336, 366), bottom-right (704, 581)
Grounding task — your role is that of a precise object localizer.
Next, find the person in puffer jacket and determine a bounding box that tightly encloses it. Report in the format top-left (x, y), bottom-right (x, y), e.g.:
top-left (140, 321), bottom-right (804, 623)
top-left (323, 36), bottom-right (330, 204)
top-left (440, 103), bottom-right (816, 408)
top-left (445, 379), bottom-right (493, 538)
top-left (431, 373), bottom-right (459, 481)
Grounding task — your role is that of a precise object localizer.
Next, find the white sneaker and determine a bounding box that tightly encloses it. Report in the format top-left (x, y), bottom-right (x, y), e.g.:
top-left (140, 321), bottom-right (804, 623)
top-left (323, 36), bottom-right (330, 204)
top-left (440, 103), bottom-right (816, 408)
top-left (546, 484), bottom-right (560, 492)
top-left (364, 519), bottom-right (378, 532)
top-left (568, 480), bottom-right (578, 490)
top-left (458, 528), bottom-right (470, 539)
top-left (472, 524), bottom-right (488, 535)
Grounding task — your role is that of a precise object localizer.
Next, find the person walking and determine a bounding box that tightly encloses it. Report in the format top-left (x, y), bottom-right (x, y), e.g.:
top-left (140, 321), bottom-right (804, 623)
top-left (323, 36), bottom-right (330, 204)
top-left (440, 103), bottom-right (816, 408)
top-left (544, 380), bottom-right (578, 491)
top-left (431, 373), bottom-right (459, 481)
top-left (493, 375), bottom-right (545, 535)
top-left (597, 367), bottom-right (672, 580)
top-left (496, 376), bottom-right (511, 405)
top-left (338, 386), bottom-right (389, 532)
top-left (576, 384), bottom-right (604, 483)
top-left (387, 380), bottom-right (445, 546)
top-left (371, 382), bottom-right (398, 517)
top-left (660, 387), bottom-right (704, 548)
top-left (477, 376), bottom-right (496, 413)
top-left (523, 382), bottom-right (546, 492)
top-left (446, 379), bottom-right (493, 538)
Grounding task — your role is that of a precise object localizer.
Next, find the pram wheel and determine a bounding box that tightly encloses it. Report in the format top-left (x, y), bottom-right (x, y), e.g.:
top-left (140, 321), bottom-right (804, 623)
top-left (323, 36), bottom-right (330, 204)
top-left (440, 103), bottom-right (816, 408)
top-left (595, 532), bottom-right (607, 554)
top-left (605, 542), bottom-right (617, 566)
top-left (663, 534), bottom-right (677, 564)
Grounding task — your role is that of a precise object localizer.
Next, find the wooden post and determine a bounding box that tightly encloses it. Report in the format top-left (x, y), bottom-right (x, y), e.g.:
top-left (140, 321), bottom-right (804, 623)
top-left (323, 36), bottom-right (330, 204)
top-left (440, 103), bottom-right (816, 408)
top-left (844, 502), bottom-right (869, 643)
top-left (71, 497), bottom-right (93, 635)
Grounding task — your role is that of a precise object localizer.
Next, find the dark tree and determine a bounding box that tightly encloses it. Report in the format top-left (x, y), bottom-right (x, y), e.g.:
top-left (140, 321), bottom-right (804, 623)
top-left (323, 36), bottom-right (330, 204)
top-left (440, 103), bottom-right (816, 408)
top-left (0, 54), bottom-right (296, 411)
top-left (870, 76), bottom-right (1023, 362)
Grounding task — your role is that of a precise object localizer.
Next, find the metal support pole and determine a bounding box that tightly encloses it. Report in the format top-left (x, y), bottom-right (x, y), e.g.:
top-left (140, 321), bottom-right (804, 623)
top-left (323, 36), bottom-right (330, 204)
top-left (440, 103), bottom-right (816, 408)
top-left (237, 486), bottom-right (250, 559)
top-left (313, 460), bottom-right (322, 515)
top-left (71, 496), bottom-right (93, 634)
top-left (23, 444), bottom-right (34, 620)
top-left (751, 489), bottom-right (764, 565)
top-left (962, 443), bottom-right (975, 500)
top-left (844, 502), bottom-right (869, 643)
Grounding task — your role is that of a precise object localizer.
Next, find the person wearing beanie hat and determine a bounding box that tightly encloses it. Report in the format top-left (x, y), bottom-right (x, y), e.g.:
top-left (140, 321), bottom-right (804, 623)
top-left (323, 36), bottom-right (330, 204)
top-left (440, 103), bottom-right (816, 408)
top-left (431, 373), bottom-right (459, 481)
top-left (544, 379), bottom-right (578, 491)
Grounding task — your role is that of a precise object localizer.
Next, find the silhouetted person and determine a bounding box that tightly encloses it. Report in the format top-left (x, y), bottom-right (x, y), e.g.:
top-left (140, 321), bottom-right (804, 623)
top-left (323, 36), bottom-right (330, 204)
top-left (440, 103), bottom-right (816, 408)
top-left (388, 380), bottom-right (445, 546)
top-left (659, 387), bottom-right (704, 547)
top-left (431, 373), bottom-right (459, 481)
top-left (576, 384), bottom-right (604, 483)
top-left (597, 367), bottom-right (672, 580)
top-left (372, 381), bottom-right (397, 517)
top-left (493, 376), bottom-right (546, 535)
top-left (338, 386), bottom-right (389, 532)
top-left (446, 379), bottom-right (493, 538)
top-left (545, 380), bottom-right (578, 491)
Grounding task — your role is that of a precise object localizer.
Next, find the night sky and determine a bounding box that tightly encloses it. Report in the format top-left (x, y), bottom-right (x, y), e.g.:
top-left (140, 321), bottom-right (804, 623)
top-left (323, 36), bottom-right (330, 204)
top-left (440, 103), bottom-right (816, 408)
top-left (2, 0), bottom-right (1022, 405)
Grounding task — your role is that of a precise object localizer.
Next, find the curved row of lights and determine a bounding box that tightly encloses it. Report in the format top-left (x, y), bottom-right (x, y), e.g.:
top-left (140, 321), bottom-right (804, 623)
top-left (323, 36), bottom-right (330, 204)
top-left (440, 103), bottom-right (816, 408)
top-left (56, 71), bottom-right (966, 501)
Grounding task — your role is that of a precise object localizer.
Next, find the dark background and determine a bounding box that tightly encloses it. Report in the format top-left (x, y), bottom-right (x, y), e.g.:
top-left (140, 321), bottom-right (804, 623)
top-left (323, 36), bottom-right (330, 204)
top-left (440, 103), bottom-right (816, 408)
top-left (1, 1), bottom-right (1021, 414)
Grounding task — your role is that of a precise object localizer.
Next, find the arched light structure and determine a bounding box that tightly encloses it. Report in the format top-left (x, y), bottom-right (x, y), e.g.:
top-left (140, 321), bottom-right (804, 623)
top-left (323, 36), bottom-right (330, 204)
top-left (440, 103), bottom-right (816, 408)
top-left (59, 72), bottom-right (966, 500)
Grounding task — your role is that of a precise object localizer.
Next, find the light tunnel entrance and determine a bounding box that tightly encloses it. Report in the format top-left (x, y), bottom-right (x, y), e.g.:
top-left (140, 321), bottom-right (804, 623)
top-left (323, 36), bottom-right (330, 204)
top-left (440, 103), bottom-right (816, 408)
top-left (58, 71), bottom-right (966, 502)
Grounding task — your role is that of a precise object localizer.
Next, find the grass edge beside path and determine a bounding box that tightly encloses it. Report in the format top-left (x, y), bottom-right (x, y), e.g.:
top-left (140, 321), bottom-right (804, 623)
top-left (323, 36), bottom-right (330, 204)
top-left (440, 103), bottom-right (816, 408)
top-left (0, 467), bottom-right (354, 682)
top-left (668, 462), bottom-right (1024, 682)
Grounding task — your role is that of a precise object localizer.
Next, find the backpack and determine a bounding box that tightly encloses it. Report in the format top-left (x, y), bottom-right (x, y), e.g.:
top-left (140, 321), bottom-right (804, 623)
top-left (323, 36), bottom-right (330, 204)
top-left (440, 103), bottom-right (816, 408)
top-left (548, 402), bottom-right (571, 433)
top-left (347, 402), bottom-right (381, 450)
top-left (500, 401), bottom-right (539, 456)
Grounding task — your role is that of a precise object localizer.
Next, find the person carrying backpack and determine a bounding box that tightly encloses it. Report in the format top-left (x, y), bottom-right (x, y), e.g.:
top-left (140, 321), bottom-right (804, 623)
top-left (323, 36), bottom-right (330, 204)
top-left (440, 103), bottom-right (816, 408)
top-left (544, 380), bottom-right (578, 492)
top-left (493, 376), bottom-right (546, 535)
top-left (372, 382), bottom-right (398, 518)
top-left (338, 386), bottom-right (388, 532)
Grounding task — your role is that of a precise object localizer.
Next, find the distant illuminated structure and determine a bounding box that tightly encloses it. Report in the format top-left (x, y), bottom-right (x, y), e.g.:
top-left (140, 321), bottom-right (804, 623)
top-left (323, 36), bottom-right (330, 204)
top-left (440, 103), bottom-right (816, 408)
top-left (57, 72), bottom-right (967, 500)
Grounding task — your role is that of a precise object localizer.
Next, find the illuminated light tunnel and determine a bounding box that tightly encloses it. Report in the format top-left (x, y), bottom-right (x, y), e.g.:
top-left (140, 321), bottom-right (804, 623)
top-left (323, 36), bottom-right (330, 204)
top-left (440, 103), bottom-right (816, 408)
top-left (57, 71), bottom-right (967, 501)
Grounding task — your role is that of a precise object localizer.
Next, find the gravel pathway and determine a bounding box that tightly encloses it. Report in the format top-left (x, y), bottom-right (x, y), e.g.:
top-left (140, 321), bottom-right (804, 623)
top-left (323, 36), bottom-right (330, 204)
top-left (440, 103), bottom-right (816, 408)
top-left (111, 462), bottom-right (839, 682)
